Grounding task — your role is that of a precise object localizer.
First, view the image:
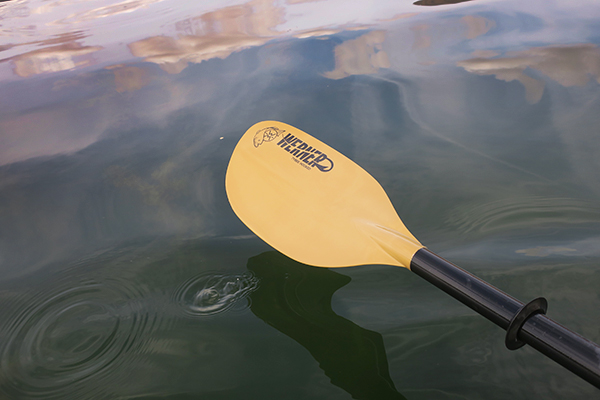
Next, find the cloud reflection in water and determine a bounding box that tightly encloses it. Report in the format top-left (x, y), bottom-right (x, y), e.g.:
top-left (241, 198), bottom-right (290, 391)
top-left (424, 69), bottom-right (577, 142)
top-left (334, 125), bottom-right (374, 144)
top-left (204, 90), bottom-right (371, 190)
top-left (458, 44), bottom-right (600, 103)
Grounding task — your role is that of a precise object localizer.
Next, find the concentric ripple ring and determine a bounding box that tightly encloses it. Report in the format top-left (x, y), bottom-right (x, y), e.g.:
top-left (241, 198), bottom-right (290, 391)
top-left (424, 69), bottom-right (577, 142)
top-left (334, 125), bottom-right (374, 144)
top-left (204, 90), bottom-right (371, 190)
top-left (0, 278), bottom-right (158, 399)
top-left (175, 272), bottom-right (260, 316)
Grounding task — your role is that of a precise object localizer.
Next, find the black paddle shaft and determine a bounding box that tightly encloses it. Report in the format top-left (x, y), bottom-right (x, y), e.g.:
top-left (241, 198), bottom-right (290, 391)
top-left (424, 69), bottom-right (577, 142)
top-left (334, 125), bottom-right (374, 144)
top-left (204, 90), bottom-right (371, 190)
top-left (410, 248), bottom-right (600, 389)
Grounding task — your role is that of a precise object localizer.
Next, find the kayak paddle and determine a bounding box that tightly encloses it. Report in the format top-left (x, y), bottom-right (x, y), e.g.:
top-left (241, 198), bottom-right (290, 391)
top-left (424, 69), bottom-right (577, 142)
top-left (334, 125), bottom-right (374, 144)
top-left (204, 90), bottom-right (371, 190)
top-left (225, 121), bottom-right (600, 389)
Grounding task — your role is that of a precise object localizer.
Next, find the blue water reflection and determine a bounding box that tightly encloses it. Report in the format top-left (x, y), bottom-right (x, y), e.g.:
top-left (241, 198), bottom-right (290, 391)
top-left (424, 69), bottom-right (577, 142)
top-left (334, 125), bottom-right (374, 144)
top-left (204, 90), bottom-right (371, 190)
top-left (1, 0), bottom-right (600, 398)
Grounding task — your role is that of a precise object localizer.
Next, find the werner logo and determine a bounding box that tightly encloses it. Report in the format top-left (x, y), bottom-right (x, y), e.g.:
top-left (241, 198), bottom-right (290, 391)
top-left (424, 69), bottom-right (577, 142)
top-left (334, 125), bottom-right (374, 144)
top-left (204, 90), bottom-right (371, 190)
top-left (253, 127), bottom-right (283, 147)
top-left (253, 127), bottom-right (334, 172)
top-left (276, 133), bottom-right (334, 172)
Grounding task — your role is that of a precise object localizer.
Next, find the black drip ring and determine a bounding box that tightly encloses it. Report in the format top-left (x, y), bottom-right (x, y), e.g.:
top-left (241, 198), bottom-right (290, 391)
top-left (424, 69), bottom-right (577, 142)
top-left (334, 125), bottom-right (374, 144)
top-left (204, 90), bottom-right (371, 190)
top-left (505, 297), bottom-right (548, 350)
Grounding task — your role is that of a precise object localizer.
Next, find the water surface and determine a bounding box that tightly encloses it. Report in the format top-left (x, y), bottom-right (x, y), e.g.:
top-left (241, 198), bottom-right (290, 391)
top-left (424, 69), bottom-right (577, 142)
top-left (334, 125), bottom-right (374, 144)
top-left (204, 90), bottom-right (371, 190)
top-left (1, 0), bottom-right (600, 398)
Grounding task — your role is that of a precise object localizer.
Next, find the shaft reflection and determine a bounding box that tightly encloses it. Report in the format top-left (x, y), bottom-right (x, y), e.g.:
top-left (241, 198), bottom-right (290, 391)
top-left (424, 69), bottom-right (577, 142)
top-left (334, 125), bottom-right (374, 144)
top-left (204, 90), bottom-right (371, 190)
top-left (248, 252), bottom-right (406, 400)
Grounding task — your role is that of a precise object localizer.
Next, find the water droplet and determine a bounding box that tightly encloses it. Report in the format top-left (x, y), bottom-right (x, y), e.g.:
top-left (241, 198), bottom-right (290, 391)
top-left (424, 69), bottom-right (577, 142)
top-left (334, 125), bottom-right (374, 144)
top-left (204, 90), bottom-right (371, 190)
top-left (175, 272), bottom-right (259, 316)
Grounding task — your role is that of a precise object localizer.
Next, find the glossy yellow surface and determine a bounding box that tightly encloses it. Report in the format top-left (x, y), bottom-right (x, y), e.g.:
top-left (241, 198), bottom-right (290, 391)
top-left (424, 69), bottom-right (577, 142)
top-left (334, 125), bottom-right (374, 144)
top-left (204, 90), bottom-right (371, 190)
top-left (226, 121), bottom-right (423, 269)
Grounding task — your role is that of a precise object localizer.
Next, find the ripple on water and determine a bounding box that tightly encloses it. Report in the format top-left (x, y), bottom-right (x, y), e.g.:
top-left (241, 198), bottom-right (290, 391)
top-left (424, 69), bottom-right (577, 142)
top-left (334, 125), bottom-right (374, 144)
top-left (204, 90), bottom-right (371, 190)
top-left (0, 277), bottom-right (159, 399)
top-left (175, 272), bottom-right (259, 316)
top-left (445, 196), bottom-right (600, 234)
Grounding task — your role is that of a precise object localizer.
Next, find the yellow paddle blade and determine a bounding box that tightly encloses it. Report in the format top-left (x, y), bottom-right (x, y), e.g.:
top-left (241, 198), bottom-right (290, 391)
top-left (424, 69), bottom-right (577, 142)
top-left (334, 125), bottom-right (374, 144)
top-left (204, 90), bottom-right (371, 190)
top-left (225, 121), bottom-right (423, 269)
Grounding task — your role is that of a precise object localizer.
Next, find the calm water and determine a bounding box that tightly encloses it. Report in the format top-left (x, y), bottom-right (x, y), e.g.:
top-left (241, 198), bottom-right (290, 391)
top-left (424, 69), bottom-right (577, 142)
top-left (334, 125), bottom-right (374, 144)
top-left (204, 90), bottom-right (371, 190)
top-left (1, 0), bottom-right (600, 398)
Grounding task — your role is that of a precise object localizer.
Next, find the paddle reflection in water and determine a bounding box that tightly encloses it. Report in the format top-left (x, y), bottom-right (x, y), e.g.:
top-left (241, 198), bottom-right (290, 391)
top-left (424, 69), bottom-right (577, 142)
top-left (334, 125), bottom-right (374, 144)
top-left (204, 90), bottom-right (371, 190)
top-left (248, 251), bottom-right (406, 400)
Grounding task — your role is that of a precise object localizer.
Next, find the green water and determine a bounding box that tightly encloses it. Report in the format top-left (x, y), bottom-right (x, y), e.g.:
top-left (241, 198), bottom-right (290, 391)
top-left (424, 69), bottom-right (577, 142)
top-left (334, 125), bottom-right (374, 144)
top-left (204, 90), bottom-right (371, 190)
top-left (1, 0), bottom-right (600, 398)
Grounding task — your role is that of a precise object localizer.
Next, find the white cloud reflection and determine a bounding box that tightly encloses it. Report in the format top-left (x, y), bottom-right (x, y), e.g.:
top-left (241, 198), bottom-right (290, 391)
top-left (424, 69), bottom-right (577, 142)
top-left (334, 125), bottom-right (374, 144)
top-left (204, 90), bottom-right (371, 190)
top-left (11, 42), bottom-right (101, 77)
top-left (0, 0), bottom-right (431, 80)
top-left (129, 34), bottom-right (270, 74)
top-left (324, 31), bottom-right (390, 79)
top-left (458, 44), bottom-right (600, 103)
top-left (128, 0), bottom-right (337, 74)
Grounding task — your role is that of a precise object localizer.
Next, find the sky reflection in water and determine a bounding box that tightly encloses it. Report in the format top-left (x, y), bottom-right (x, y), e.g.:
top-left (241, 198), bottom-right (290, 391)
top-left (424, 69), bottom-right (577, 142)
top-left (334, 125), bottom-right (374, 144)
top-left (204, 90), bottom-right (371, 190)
top-left (1, 0), bottom-right (600, 398)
